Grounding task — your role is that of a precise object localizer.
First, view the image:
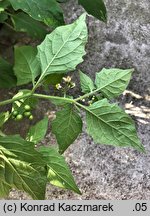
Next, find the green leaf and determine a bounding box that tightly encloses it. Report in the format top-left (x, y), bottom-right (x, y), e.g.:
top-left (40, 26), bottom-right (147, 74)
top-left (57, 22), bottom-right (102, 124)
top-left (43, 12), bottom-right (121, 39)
top-left (37, 13), bottom-right (87, 82)
top-left (0, 57), bottom-right (16, 88)
top-left (0, 12), bottom-right (8, 23)
top-left (85, 99), bottom-right (145, 152)
top-left (0, 180), bottom-right (11, 198)
top-left (79, 70), bottom-right (95, 93)
top-left (78, 0), bottom-right (107, 22)
top-left (0, 135), bottom-right (47, 199)
top-left (0, 130), bottom-right (6, 137)
top-left (0, 157), bottom-right (6, 181)
top-left (50, 98), bottom-right (72, 106)
top-left (39, 146), bottom-right (81, 194)
top-left (26, 117), bottom-right (48, 144)
top-left (11, 12), bottom-right (47, 39)
top-left (95, 68), bottom-right (134, 99)
top-left (0, 112), bottom-right (9, 128)
top-left (57, 0), bottom-right (69, 3)
top-left (43, 73), bottom-right (64, 86)
top-left (0, 0), bottom-right (9, 22)
top-left (0, 0), bottom-right (10, 9)
top-left (52, 105), bottom-right (82, 154)
top-left (14, 46), bottom-right (40, 86)
top-left (9, 0), bottom-right (64, 27)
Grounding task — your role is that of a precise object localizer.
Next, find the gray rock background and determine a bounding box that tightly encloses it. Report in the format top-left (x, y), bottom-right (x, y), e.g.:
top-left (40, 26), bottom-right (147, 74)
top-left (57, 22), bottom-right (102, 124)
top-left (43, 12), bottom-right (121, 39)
top-left (8, 0), bottom-right (150, 199)
top-left (63, 0), bottom-right (150, 95)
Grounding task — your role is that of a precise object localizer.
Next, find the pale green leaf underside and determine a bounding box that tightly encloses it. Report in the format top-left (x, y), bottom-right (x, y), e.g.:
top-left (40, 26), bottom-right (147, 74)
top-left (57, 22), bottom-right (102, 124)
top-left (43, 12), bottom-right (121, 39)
top-left (0, 135), bottom-right (46, 199)
top-left (14, 46), bottom-right (40, 86)
top-left (39, 147), bottom-right (81, 194)
top-left (26, 117), bottom-right (48, 144)
top-left (37, 13), bottom-right (87, 81)
top-left (9, 0), bottom-right (64, 27)
top-left (80, 71), bottom-right (95, 93)
top-left (86, 99), bottom-right (145, 152)
top-left (95, 68), bottom-right (133, 99)
top-left (52, 105), bottom-right (82, 154)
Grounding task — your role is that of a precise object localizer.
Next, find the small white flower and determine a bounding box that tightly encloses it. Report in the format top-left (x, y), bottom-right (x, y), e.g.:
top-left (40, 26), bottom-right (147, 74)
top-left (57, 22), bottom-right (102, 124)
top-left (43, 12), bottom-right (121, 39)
top-left (55, 83), bottom-right (62, 90)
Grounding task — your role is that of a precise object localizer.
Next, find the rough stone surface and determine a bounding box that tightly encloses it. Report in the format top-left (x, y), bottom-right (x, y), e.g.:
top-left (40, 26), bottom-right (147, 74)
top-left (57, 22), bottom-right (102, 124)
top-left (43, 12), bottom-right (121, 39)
top-left (63, 0), bottom-right (150, 96)
top-left (4, 0), bottom-right (150, 199)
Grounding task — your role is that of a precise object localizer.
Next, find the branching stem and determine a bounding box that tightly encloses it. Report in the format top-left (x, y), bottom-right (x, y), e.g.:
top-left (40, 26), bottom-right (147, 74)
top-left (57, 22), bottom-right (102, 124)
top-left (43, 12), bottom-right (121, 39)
top-left (74, 88), bottom-right (100, 102)
top-left (0, 87), bottom-right (99, 107)
top-left (0, 93), bottom-right (74, 106)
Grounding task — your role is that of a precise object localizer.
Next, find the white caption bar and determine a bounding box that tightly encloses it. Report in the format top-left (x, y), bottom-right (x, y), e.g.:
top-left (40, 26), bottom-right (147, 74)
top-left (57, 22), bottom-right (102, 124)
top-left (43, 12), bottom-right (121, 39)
top-left (0, 200), bottom-right (150, 216)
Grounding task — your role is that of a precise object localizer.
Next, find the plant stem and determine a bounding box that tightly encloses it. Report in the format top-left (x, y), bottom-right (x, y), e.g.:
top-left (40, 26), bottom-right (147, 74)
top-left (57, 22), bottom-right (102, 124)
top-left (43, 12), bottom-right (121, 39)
top-left (0, 93), bottom-right (31, 106)
top-left (4, 11), bottom-right (12, 17)
top-left (0, 86), bottom-right (99, 107)
top-left (33, 94), bottom-right (74, 104)
top-left (75, 101), bottom-right (88, 111)
top-left (0, 93), bottom-right (74, 107)
top-left (31, 80), bottom-right (41, 94)
top-left (4, 22), bottom-right (15, 31)
top-left (75, 89), bottom-right (100, 102)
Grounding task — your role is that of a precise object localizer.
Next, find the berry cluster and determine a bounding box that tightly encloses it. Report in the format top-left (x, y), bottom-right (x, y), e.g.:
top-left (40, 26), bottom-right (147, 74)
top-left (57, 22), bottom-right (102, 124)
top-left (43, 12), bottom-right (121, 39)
top-left (12, 105), bottom-right (33, 121)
